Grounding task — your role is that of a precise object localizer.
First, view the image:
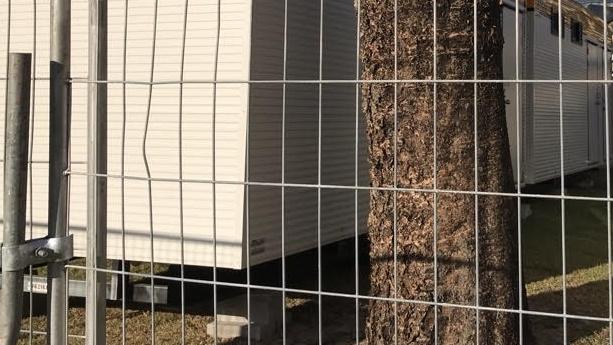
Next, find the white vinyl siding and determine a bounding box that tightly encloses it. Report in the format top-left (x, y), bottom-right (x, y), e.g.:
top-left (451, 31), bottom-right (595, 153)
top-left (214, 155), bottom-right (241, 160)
top-left (522, 9), bottom-right (605, 184)
top-left (246, 0), bottom-right (367, 266)
top-left (0, 0), bottom-right (365, 269)
top-left (0, 0), bottom-right (252, 268)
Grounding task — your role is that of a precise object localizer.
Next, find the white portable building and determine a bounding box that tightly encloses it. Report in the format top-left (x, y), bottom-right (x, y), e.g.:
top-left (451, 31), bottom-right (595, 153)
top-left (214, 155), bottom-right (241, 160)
top-left (1, 0), bottom-right (609, 270)
top-left (502, 0), bottom-right (613, 184)
top-left (0, 0), bottom-right (367, 269)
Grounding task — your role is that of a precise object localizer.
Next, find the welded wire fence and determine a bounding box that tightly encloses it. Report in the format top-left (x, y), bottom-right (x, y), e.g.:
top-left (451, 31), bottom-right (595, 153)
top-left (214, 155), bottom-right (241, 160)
top-left (0, 0), bottom-right (613, 344)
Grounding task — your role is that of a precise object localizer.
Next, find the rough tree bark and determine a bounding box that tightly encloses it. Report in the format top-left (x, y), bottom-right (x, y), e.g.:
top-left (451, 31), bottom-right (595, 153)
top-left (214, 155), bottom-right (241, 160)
top-left (361, 0), bottom-right (521, 344)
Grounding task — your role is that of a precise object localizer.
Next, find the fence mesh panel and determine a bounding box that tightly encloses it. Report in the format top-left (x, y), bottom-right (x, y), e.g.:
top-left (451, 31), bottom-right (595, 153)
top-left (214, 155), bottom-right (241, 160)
top-left (0, 0), bottom-right (612, 344)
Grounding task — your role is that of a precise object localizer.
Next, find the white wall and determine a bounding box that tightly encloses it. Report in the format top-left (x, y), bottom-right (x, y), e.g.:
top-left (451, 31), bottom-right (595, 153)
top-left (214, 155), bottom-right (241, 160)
top-left (246, 0), bottom-right (368, 266)
top-left (0, 0), bottom-right (253, 268)
top-left (524, 11), bottom-right (603, 183)
top-left (0, 0), bottom-right (366, 269)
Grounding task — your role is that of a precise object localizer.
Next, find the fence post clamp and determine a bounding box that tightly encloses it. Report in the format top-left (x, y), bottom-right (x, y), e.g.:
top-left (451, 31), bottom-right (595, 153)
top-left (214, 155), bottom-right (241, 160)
top-left (0, 235), bottom-right (73, 272)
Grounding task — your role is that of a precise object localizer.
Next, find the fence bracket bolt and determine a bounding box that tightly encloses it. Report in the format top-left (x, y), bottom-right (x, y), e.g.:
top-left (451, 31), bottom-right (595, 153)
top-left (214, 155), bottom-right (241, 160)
top-left (35, 247), bottom-right (52, 258)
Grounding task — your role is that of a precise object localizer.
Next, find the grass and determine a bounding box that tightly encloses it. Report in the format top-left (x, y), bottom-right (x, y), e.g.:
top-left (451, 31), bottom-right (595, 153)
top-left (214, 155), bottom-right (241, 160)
top-left (17, 294), bottom-right (366, 345)
top-left (522, 169), bottom-right (612, 344)
top-left (15, 168), bottom-right (613, 344)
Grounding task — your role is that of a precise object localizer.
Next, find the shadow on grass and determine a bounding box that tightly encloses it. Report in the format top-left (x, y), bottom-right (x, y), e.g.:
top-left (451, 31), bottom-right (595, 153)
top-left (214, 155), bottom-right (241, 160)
top-left (527, 278), bottom-right (611, 344)
top-left (17, 168), bottom-right (613, 344)
top-left (522, 197), bottom-right (609, 284)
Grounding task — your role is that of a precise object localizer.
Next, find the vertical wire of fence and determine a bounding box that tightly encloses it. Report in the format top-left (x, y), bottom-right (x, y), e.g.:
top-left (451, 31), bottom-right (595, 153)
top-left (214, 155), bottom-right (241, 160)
top-left (515, 0), bottom-right (523, 343)
top-left (142, 0), bottom-right (158, 343)
top-left (2, 0), bottom-right (613, 344)
top-left (353, 1), bottom-right (361, 344)
top-left (392, 0), bottom-right (399, 343)
top-left (280, 0), bottom-right (289, 343)
top-left (177, 1), bottom-right (188, 344)
top-left (473, 0), bottom-right (480, 342)
top-left (605, 1), bottom-right (613, 344)
top-left (120, 1), bottom-right (128, 343)
top-left (26, 2), bottom-right (36, 344)
top-left (317, 0), bottom-right (324, 343)
top-left (432, 1), bottom-right (440, 342)
top-left (557, 1), bottom-right (568, 343)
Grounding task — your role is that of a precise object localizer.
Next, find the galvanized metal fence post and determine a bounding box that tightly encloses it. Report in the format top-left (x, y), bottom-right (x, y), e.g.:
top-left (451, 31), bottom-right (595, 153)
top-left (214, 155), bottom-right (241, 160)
top-left (48, 1), bottom-right (70, 344)
top-left (0, 52), bottom-right (31, 345)
top-left (86, 1), bottom-right (107, 344)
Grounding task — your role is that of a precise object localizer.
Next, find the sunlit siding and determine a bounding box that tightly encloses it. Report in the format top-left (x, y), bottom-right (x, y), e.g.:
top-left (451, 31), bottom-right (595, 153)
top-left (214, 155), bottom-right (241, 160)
top-left (0, 0), bottom-right (366, 269)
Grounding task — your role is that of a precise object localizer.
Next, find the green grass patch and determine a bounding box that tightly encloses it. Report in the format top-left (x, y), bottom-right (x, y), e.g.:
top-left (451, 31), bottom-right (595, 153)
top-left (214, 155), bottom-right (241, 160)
top-left (523, 170), bottom-right (611, 344)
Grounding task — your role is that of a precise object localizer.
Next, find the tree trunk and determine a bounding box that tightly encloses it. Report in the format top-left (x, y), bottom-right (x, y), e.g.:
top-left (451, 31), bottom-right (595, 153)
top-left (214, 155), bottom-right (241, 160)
top-left (361, 0), bottom-right (520, 344)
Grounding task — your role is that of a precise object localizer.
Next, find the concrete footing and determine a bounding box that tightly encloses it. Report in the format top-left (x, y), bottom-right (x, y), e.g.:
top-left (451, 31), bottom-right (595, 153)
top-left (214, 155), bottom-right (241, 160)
top-left (206, 292), bottom-right (282, 341)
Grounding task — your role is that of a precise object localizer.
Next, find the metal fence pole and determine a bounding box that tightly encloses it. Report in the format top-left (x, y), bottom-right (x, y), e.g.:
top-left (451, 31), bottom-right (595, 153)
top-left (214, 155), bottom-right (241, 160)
top-left (0, 52), bottom-right (31, 345)
top-left (48, 1), bottom-right (70, 345)
top-left (86, 1), bottom-right (107, 345)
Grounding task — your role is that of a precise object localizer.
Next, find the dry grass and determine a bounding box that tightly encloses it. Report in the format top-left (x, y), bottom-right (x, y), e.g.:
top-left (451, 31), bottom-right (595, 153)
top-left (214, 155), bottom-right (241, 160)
top-left (17, 295), bottom-right (366, 345)
top-left (14, 170), bottom-right (613, 344)
top-left (521, 170), bottom-right (612, 345)
top-left (526, 263), bottom-right (611, 345)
